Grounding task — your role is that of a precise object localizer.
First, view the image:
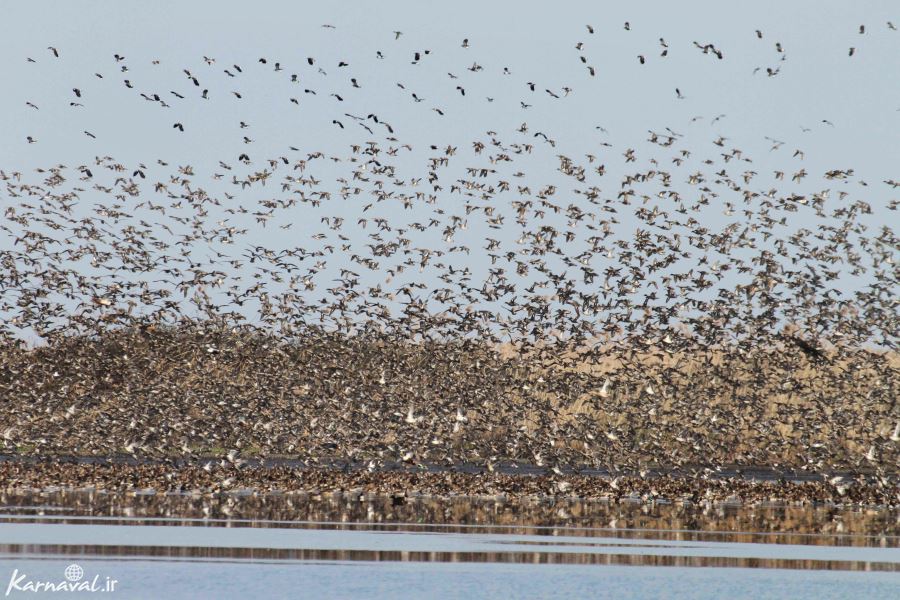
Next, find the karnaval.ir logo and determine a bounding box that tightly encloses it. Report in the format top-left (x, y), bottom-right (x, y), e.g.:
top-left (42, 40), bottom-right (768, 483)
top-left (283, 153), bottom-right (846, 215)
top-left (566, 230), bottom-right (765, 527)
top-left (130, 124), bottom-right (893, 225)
top-left (5, 563), bottom-right (119, 596)
top-left (63, 565), bottom-right (83, 583)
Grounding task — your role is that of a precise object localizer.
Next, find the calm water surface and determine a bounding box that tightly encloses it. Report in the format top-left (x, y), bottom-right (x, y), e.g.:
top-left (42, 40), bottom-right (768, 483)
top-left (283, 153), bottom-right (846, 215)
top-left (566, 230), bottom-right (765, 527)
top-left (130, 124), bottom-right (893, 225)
top-left (0, 492), bottom-right (897, 598)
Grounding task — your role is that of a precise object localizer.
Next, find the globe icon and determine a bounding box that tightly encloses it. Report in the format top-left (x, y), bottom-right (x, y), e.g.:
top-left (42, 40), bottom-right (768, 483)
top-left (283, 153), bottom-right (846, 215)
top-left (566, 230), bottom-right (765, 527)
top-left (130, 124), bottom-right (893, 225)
top-left (64, 564), bottom-right (84, 582)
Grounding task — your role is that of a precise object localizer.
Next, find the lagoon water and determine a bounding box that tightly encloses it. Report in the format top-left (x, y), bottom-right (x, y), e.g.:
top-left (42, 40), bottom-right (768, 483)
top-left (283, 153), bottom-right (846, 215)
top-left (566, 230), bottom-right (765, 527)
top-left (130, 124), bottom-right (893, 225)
top-left (0, 496), bottom-right (898, 598)
top-left (1, 558), bottom-right (899, 600)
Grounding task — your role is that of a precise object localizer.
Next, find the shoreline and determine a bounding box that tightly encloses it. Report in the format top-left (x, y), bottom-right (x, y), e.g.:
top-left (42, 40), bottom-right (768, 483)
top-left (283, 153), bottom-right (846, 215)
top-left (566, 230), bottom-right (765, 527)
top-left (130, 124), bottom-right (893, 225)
top-left (1, 452), bottom-right (888, 480)
top-left (1, 459), bottom-right (898, 509)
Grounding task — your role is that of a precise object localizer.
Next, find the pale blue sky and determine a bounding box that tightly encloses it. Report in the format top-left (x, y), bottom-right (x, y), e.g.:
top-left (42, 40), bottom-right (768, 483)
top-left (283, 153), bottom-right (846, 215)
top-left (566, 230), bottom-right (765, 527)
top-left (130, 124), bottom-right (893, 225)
top-left (2, 0), bottom-right (897, 175)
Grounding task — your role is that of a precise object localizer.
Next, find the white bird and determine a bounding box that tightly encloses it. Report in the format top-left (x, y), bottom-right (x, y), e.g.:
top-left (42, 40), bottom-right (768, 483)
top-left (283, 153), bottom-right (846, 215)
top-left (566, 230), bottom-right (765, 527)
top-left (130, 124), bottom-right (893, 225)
top-left (453, 408), bottom-right (468, 432)
top-left (405, 406), bottom-right (423, 424)
top-left (599, 378), bottom-right (610, 398)
top-left (865, 445), bottom-right (877, 462)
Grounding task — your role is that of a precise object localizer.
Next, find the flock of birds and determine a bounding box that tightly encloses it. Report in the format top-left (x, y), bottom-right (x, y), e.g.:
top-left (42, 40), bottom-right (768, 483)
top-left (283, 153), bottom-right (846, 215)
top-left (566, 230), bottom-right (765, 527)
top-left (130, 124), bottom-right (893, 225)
top-left (0, 21), bottom-right (898, 485)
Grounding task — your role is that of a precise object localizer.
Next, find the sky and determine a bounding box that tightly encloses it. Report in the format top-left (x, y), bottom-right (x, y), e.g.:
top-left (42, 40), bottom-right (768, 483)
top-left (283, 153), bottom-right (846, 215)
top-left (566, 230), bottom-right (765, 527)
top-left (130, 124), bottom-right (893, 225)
top-left (1, 1), bottom-right (897, 173)
top-left (0, 0), bottom-right (897, 342)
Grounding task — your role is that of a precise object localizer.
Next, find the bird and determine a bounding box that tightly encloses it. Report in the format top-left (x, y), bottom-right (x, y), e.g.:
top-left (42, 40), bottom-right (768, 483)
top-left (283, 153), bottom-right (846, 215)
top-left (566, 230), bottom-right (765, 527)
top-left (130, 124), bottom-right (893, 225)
top-left (0, 17), bottom-right (895, 506)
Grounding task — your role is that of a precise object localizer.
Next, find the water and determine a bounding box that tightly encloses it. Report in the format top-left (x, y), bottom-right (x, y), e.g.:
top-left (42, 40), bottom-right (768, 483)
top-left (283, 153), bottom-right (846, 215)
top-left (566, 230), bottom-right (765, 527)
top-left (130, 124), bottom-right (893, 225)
top-left (0, 493), bottom-right (897, 598)
top-left (1, 559), bottom-right (898, 600)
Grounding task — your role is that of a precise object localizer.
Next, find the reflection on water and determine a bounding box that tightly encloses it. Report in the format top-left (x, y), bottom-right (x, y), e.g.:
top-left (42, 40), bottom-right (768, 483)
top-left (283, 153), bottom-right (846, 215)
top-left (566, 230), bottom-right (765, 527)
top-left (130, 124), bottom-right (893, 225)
top-left (2, 544), bottom-right (899, 571)
top-left (0, 490), bottom-right (895, 574)
top-left (1, 489), bottom-right (897, 543)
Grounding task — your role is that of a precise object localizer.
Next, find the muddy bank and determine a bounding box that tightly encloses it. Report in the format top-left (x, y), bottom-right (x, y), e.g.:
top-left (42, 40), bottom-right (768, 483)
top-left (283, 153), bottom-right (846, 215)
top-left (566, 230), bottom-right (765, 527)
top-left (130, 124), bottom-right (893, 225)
top-left (1, 326), bottom-right (897, 474)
